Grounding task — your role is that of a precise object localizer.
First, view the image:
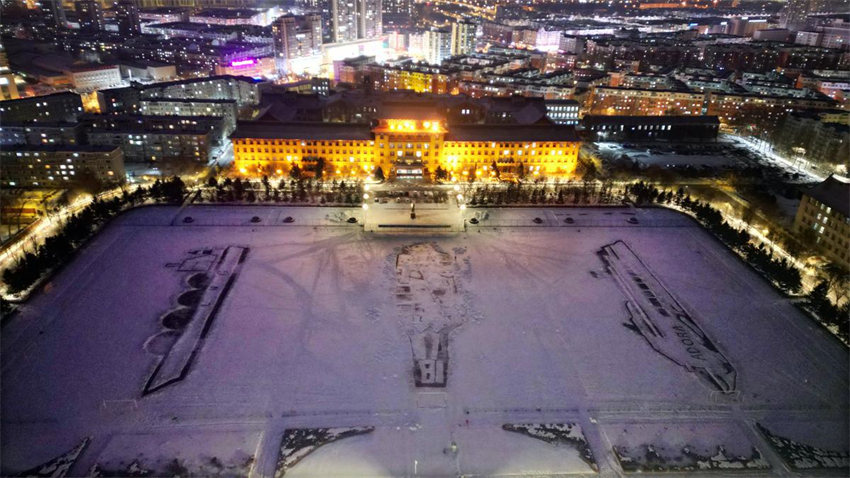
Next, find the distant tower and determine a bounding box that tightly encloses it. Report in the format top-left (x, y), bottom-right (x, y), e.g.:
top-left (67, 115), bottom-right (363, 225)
top-left (115, 0), bottom-right (141, 34)
top-left (76, 0), bottom-right (105, 31)
top-left (426, 28), bottom-right (450, 65)
top-left (782, 0), bottom-right (829, 29)
top-left (383, 0), bottom-right (411, 15)
top-left (0, 40), bottom-right (20, 100)
top-left (39, 0), bottom-right (67, 29)
top-left (273, 14), bottom-right (323, 74)
top-left (450, 20), bottom-right (476, 56)
top-left (332, 0), bottom-right (382, 42)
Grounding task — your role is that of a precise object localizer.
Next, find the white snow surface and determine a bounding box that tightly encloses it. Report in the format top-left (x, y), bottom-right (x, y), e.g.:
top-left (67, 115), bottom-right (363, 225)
top-left (1, 205), bottom-right (847, 477)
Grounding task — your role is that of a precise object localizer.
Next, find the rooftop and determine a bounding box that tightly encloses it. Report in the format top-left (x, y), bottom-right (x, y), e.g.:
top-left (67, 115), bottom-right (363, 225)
top-left (582, 115), bottom-right (720, 125)
top-left (804, 175), bottom-right (850, 218)
top-left (444, 124), bottom-right (580, 142)
top-left (231, 121), bottom-right (373, 141)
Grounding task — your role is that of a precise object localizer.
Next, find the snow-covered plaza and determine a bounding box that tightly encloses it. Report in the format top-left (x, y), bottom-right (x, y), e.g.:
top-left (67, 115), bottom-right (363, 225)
top-left (2, 205), bottom-right (847, 477)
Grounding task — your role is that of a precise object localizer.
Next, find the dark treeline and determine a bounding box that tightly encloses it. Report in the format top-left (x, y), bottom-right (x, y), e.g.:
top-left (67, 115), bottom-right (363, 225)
top-left (204, 176), bottom-right (363, 205)
top-left (627, 182), bottom-right (848, 342)
top-left (468, 181), bottom-right (621, 206)
top-left (2, 177), bottom-right (186, 295)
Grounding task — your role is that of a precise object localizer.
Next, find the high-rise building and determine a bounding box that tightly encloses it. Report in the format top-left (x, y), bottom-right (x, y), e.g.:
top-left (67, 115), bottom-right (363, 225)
top-left (782, 0), bottom-right (829, 29)
top-left (76, 0), bottom-right (105, 31)
top-left (39, 0), bottom-right (67, 29)
top-left (383, 0), bottom-right (410, 15)
top-left (0, 41), bottom-right (19, 101)
top-left (273, 14), bottom-right (323, 73)
top-left (450, 21), bottom-right (476, 56)
top-left (426, 28), bottom-right (451, 65)
top-left (115, 0), bottom-right (141, 34)
top-left (332, 0), bottom-right (382, 43)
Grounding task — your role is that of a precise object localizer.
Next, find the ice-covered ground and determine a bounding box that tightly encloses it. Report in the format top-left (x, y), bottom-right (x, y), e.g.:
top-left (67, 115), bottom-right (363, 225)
top-left (2, 205), bottom-right (847, 477)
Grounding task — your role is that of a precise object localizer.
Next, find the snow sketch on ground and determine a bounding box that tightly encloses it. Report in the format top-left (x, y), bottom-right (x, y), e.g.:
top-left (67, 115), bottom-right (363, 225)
top-left (14, 437), bottom-right (89, 478)
top-left (394, 243), bottom-right (470, 387)
top-left (607, 422), bottom-right (769, 472)
top-left (502, 423), bottom-right (597, 471)
top-left (599, 240), bottom-right (737, 393)
top-left (757, 423), bottom-right (850, 471)
top-left (144, 246), bottom-right (249, 394)
top-left (274, 427), bottom-right (374, 477)
top-left (88, 430), bottom-right (260, 477)
top-left (1, 205), bottom-right (847, 477)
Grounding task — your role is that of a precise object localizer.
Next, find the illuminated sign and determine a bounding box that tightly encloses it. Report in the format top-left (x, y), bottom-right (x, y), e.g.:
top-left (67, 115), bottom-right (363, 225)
top-left (230, 58), bottom-right (257, 67)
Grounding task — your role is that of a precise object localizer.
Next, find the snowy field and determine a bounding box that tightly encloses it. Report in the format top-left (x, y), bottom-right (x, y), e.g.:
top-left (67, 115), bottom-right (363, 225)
top-left (1, 205), bottom-right (848, 477)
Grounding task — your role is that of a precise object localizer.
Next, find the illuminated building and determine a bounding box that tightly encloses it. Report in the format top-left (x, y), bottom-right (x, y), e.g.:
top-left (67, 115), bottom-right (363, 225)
top-left (782, 0), bottom-right (831, 29)
top-left (115, 0), bottom-right (141, 34)
top-left (793, 175), bottom-right (850, 269)
top-left (0, 92), bottom-right (83, 123)
top-left (272, 14), bottom-right (322, 75)
top-left (0, 41), bottom-right (19, 101)
top-left (85, 116), bottom-right (212, 164)
top-left (588, 86), bottom-right (705, 116)
top-left (75, 0), bottom-right (105, 31)
top-left (332, 0), bottom-right (382, 42)
top-left (0, 122), bottom-right (83, 146)
top-left (0, 145), bottom-right (124, 188)
top-left (231, 113), bottom-right (580, 180)
top-left (450, 21), bottom-right (476, 56)
top-left (38, 0), bottom-right (66, 29)
top-left (583, 115), bottom-right (720, 142)
top-left (140, 98), bottom-right (239, 136)
top-left (381, 64), bottom-right (451, 94)
top-left (705, 92), bottom-right (836, 131)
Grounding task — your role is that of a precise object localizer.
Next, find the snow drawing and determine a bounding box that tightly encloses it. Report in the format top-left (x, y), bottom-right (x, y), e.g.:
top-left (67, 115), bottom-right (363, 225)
top-left (503, 423), bottom-right (598, 471)
top-left (274, 427), bottom-right (375, 477)
top-left (394, 243), bottom-right (467, 387)
top-left (757, 423), bottom-right (849, 471)
top-left (143, 246), bottom-right (249, 395)
top-left (14, 437), bottom-right (90, 478)
top-left (599, 240), bottom-right (737, 393)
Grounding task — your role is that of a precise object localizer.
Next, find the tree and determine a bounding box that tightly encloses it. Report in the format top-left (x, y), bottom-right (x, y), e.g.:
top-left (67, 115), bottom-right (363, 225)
top-left (374, 166), bottom-right (385, 181)
top-left (314, 157), bottom-right (326, 180)
top-left (490, 161), bottom-right (500, 179)
top-left (73, 168), bottom-right (105, 196)
top-left (233, 178), bottom-right (245, 200)
top-left (434, 166), bottom-right (448, 181)
top-left (289, 164), bottom-right (302, 180)
top-left (823, 262), bottom-right (849, 304)
top-left (207, 176), bottom-right (218, 188)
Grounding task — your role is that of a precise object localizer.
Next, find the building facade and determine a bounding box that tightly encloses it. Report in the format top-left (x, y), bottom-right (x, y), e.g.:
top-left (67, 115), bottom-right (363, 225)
top-left (0, 145), bottom-right (125, 188)
top-left (272, 14), bottom-right (322, 74)
top-left (0, 122), bottom-right (83, 146)
top-left (0, 92), bottom-right (83, 123)
top-left (115, 0), bottom-right (142, 34)
top-left (231, 117), bottom-right (580, 180)
top-left (332, 0), bottom-right (382, 43)
top-left (582, 115), bottom-right (720, 142)
top-left (451, 21), bottom-right (476, 57)
top-left (793, 175), bottom-right (850, 269)
top-left (588, 86), bottom-right (705, 116)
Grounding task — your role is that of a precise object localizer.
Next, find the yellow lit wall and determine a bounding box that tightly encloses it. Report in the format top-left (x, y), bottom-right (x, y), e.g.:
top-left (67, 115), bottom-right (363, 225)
top-left (233, 119), bottom-right (580, 179)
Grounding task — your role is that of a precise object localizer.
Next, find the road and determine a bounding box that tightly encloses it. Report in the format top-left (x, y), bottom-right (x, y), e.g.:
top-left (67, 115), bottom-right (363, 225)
top-left (0, 184), bottom-right (147, 299)
top-left (723, 134), bottom-right (826, 182)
